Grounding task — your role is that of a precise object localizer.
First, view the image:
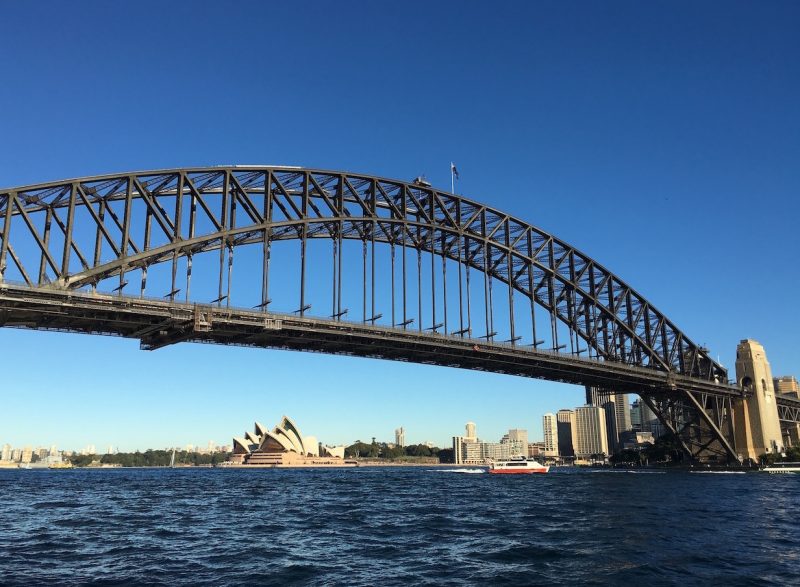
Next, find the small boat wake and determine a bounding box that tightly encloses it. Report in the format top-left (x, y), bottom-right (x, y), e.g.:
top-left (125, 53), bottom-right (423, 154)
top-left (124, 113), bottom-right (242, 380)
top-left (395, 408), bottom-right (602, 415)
top-left (689, 470), bottom-right (746, 474)
top-left (589, 470), bottom-right (666, 474)
top-left (430, 468), bottom-right (486, 474)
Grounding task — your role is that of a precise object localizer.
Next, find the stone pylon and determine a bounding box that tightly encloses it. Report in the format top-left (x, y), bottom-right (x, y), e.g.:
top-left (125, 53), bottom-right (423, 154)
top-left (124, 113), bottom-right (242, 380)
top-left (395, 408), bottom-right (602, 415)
top-left (733, 339), bottom-right (784, 461)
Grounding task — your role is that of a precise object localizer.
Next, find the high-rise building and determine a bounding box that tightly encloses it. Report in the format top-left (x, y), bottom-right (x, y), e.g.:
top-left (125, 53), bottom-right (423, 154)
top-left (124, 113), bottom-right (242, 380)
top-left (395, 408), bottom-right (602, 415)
top-left (631, 398), bottom-right (664, 439)
top-left (49, 444), bottom-right (58, 457)
top-left (21, 446), bottom-right (33, 464)
top-left (586, 387), bottom-right (633, 454)
top-left (585, 386), bottom-right (606, 407)
top-left (615, 394), bottom-right (632, 436)
top-left (465, 422), bottom-right (477, 440)
top-left (499, 433), bottom-right (526, 457)
top-left (631, 398), bottom-right (655, 431)
top-left (630, 400), bottom-right (642, 431)
top-left (774, 376), bottom-right (799, 399)
top-left (11, 448), bottom-right (21, 462)
top-left (395, 427), bottom-right (405, 447)
top-left (483, 440), bottom-right (524, 460)
top-left (507, 429), bottom-right (528, 452)
top-left (556, 410), bottom-right (576, 457)
top-left (452, 436), bottom-right (466, 464)
top-left (542, 414), bottom-right (559, 457)
top-left (574, 406), bottom-right (608, 460)
top-left (454, 437), bottom-right (524, 464)
top-left (733, 339), bottom-right (783, 459)
top-left (527, 442), bottom-right (545, 457)
top-left (1, 444), bottom-right (11, 462)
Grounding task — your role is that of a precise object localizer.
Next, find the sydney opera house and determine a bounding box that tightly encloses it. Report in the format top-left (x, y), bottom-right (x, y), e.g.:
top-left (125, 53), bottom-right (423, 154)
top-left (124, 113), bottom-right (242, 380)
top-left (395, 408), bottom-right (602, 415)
top-left (227, 416), bottom-right (352, 467)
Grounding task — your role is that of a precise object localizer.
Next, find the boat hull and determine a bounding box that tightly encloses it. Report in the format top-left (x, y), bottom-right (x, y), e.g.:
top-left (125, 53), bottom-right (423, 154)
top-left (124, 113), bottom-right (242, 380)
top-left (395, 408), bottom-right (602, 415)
top-left (763, 462), bottom-right (800, 474)
top-left (488, 468), bottom-right (548, 474)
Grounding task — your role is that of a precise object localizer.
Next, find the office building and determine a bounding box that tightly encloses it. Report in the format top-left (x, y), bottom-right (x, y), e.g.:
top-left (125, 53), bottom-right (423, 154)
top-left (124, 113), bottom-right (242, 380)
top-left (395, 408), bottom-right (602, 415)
top-left (452, 436), bottom-right (468, 464)
top-left (453, 424), bottom-right (525, 464)
top-left (395, 427), bottom-right (405, 447)
top-left (465, 422), bottom-right (477, 440)
top-left (631, 398), bottom-right (656, 431)
top-left (453, 421), bottom-right (481, 465)
top-left (574, 406), bottom-right (608, 460)
top-left (585, 387), bottom-right (612, 435)
top-left (527, 442), bottom-right (545, 457)
top-left (585, 386), bottom-right (628, 453)
top-left (506, 429), bottom-right (528, 450)
top-left (630, 399), bottom-right (644, 431)
top-left (21, 446), bottom-right (33, 464)
top-left (556, 409), bottom-right (576, 457)
top-left (631, 398), bottom-right (664, 439)
top-left (542, 414), bottom-right (559, 457)
top-left (774, 376), bottom-right (799, 398)
top-left (455, 438), bottom-right (524, 464)
top-left (620, 431), bottom-right (655, 450)
top-left (1, 444), bottom-right (11, 462)
top-left (615, 394), bottom-right (632, 436)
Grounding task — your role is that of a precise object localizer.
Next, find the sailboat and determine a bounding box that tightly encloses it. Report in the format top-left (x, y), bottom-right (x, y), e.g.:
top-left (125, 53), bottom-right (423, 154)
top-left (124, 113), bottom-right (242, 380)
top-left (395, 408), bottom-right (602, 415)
top-left (169, 448), bottom-right (176, 468)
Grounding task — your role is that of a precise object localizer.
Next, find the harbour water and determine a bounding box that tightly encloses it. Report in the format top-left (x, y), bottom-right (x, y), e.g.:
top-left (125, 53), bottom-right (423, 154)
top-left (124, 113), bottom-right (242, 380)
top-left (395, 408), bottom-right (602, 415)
top-left (0, 467), bottom-right (798, 585)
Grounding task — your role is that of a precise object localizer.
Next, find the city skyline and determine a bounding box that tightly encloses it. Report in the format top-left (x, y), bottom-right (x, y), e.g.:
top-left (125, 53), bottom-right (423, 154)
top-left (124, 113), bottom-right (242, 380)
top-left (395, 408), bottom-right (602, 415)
top-left (1, 2), bottom-right (798, 450)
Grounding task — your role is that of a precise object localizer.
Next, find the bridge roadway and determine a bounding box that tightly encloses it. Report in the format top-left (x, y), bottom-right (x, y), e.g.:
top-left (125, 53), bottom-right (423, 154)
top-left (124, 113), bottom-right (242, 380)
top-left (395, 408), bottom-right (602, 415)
top-left (0, 282), bottom-right (745, 399)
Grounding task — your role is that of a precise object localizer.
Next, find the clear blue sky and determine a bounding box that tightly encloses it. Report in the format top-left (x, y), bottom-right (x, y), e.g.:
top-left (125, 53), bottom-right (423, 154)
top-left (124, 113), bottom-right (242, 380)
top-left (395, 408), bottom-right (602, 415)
top-left (1, 1), bottom-right (798, 452)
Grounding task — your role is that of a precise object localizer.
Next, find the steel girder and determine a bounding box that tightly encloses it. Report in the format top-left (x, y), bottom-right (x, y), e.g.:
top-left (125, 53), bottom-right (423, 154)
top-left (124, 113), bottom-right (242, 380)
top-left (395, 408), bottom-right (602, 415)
top-left (641, 391), bottom-right (739, 462)
top-left (778, 394), bottom-right (800, 423)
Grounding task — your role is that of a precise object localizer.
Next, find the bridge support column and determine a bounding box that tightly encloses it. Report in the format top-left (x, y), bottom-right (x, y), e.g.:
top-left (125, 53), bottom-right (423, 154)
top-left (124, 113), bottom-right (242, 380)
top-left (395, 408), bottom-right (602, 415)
top-left (733, 339), bottom-right (783, 462)
top-left (642, 390), bottom-right (739, 463)
top-left (782, 424), bottom-right (800, 448)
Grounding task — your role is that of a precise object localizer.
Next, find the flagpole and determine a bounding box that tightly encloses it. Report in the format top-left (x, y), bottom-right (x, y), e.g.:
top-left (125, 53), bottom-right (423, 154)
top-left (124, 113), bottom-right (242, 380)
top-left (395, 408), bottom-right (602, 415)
top-left (450, 162), bottom-right (454, 194)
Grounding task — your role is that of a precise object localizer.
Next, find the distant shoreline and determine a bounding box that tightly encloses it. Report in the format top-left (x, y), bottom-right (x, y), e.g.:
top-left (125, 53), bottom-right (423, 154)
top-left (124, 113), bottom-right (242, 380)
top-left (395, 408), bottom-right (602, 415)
top-left (2, 461), bottom-right (477, 470)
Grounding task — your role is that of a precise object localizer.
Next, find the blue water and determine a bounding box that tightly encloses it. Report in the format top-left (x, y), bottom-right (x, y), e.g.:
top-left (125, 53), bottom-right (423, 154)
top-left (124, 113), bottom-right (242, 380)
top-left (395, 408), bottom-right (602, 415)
top-left (0, 467), bottom-right (798, 586)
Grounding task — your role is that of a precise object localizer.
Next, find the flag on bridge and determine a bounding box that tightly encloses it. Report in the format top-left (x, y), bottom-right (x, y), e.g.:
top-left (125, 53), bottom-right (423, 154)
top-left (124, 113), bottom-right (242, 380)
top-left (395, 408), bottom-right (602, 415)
top-left (450, 162), bottom-right (460, 180)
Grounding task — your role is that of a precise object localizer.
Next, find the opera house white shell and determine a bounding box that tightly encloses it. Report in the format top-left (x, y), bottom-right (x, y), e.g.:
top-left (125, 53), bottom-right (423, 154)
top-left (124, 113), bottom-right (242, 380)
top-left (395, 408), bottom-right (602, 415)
top-left (228, 416), bottom-right (350, 467)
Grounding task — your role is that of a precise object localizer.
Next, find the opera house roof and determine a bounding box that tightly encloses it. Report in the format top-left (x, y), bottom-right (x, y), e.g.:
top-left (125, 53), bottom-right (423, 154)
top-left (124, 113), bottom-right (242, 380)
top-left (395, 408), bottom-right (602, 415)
top-left (233, 415), bottom-right (313, 457)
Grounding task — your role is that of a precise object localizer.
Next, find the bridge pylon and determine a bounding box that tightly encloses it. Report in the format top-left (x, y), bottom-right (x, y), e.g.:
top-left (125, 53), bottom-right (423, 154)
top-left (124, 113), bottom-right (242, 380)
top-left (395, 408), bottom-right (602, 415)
top-left (733, 339), bottom-right (784, 461)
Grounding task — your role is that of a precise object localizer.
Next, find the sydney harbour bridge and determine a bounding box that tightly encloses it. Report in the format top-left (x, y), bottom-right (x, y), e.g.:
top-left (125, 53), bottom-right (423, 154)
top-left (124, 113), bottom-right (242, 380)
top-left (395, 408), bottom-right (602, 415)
top-left (1, 166), bottom-right (798, 463)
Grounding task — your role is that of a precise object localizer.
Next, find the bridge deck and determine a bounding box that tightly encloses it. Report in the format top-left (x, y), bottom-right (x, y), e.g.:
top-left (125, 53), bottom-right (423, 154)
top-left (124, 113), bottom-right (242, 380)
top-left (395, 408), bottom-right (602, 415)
top-left (0, 283), bottom-right (744, 398)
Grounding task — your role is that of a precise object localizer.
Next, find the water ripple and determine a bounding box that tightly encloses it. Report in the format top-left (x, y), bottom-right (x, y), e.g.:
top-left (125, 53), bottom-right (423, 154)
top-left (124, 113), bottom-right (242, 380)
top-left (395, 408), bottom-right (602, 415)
top-left (0, 468), bottom-right (798, 585)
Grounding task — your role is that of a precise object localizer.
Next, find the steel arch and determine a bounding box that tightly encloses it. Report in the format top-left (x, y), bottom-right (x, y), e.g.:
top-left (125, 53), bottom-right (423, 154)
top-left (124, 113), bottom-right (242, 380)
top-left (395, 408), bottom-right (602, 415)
top-left (0, 166), bottom-right (726, 381)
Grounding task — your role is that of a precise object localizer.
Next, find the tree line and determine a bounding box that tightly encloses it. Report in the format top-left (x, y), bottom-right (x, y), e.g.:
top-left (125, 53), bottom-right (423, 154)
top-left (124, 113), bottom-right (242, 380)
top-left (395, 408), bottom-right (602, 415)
top-left (344, 440), bottom-right (452, 462)
top-left (68, 450), bottom-right (231, 467)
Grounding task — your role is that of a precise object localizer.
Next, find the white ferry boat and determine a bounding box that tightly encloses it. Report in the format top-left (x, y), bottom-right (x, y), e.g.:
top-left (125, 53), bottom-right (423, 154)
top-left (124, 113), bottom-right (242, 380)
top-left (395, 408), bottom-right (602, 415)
top-left (763, 462), bottom-right (800, 474)
top-left (488, 457), bottom-right (549, 474)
